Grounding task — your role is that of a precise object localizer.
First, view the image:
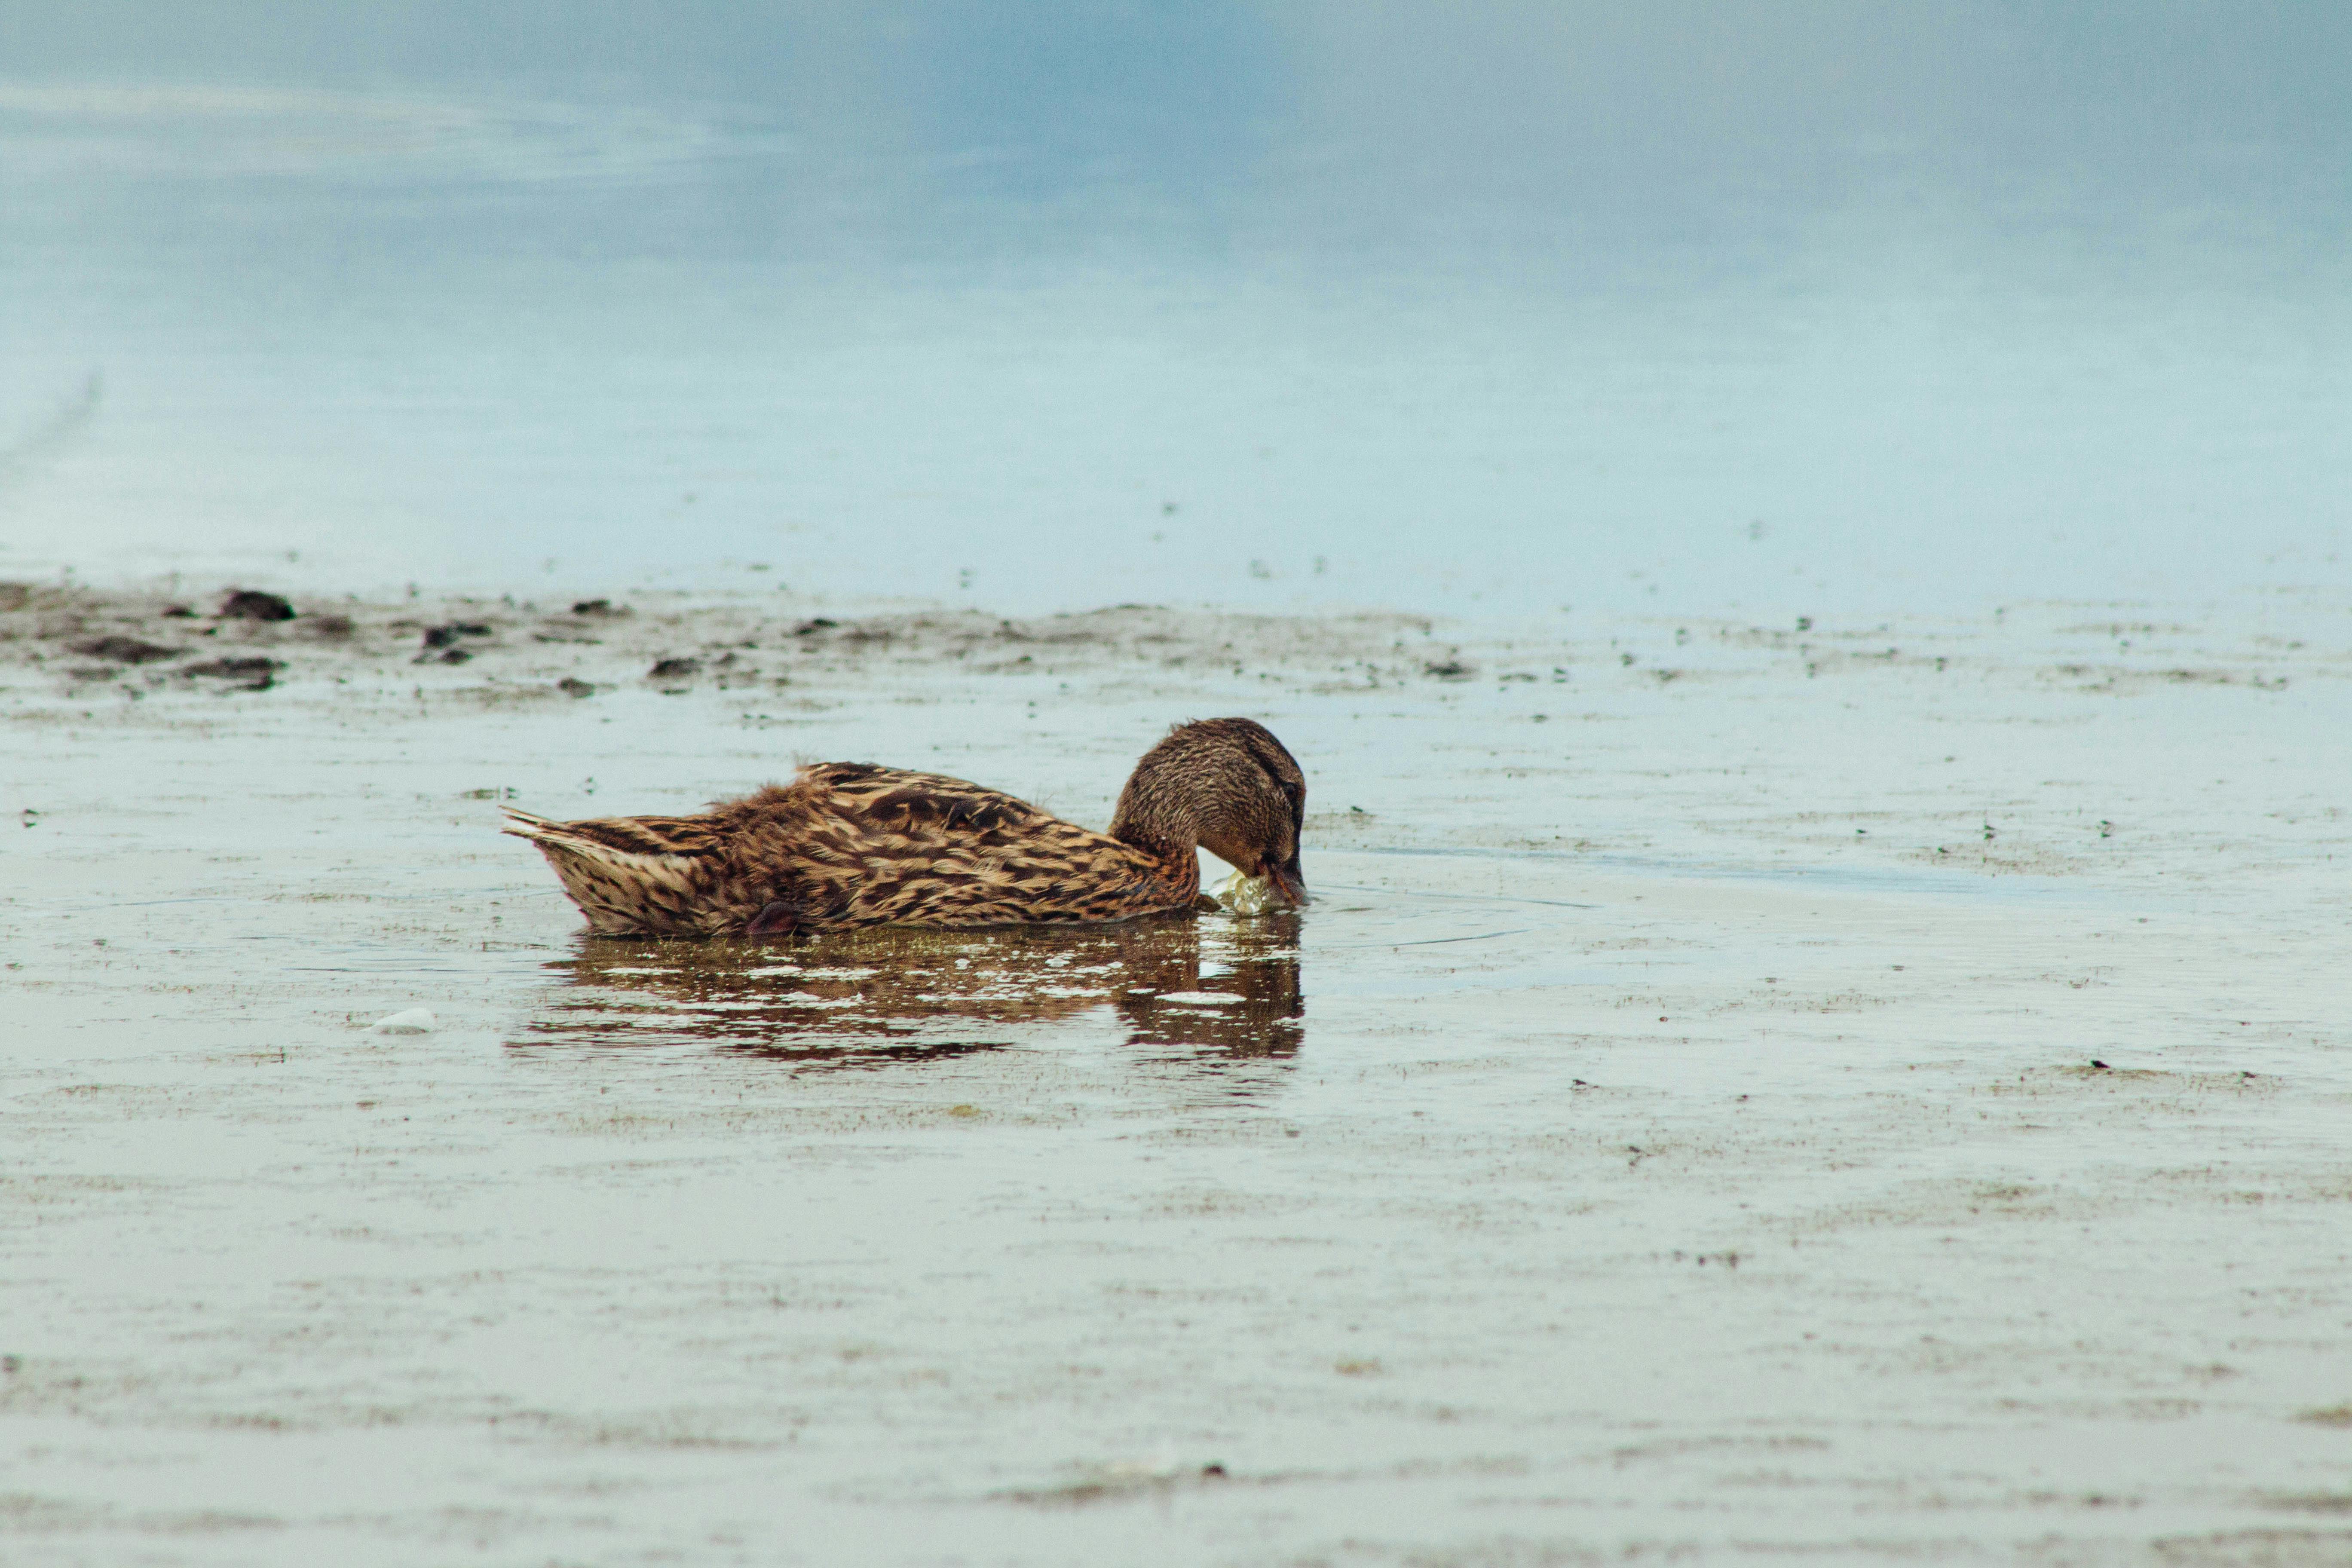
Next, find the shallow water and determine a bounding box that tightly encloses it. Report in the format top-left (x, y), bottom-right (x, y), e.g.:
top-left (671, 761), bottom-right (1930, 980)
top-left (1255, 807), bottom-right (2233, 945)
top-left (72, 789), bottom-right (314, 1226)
top-left (5, 585), bottom-right (2352, 1562)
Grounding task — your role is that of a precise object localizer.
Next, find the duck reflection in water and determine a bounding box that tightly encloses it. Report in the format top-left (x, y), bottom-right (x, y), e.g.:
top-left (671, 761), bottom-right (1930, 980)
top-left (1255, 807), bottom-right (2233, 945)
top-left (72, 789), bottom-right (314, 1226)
top-left (525, 910), bottom-right (1303, 1070)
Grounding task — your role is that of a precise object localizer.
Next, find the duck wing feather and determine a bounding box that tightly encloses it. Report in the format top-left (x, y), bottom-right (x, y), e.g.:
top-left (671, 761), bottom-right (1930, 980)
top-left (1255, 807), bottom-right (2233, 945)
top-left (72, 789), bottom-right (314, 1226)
top-left (506, 762), bottom-right (1190, 937)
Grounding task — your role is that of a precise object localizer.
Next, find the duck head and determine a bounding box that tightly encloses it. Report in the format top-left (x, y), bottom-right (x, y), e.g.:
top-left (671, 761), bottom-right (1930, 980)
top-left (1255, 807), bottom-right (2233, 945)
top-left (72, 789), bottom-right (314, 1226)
top-left (1110, 717), bottom-right (1307, 905)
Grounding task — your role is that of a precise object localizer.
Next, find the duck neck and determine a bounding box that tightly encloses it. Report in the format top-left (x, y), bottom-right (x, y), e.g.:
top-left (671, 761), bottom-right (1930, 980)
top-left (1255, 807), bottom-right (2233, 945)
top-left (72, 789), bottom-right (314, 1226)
top-left (1109, 790), bottom-right (1203, 897)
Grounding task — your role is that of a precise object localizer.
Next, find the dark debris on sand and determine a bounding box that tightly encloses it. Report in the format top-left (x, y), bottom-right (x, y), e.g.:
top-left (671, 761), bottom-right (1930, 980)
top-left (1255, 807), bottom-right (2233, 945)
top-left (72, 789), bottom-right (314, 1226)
top-left (1, 580), bottom-right (1435, 707)
top-left (183, 656), bottom-right (283, 690)
top-left (72, 635), bottom-right (184, 665)
top-left (423, 623), bottom-right (493, 649)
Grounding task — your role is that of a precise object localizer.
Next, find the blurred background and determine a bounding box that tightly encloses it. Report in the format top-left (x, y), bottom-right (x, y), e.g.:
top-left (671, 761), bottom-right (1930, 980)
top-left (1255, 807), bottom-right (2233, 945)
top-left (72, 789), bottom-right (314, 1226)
top-left (2, 1), bottom-right (2345, 617)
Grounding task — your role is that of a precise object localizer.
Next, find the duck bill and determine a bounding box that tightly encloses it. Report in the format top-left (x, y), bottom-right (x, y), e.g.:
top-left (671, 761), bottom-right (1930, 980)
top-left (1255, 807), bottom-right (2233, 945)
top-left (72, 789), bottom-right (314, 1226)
top-left (1265, 858), bottom-right (1308, 907)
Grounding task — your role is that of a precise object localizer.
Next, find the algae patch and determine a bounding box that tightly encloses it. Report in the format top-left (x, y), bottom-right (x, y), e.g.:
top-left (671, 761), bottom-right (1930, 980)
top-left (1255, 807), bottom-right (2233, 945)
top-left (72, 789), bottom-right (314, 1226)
top-left (1211, 869), bottom-right (1280, 916)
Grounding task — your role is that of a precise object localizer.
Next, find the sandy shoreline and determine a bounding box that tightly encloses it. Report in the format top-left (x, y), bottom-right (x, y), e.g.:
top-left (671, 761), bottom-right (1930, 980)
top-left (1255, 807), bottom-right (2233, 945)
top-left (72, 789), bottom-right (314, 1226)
top-left (6, 577), bottom-right (2352, 1564)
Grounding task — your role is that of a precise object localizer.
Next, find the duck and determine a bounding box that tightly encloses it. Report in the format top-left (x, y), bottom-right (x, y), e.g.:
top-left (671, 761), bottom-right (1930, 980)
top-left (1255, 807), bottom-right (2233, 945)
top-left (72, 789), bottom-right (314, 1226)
top-left (502, 717), bottom-right (1307, 939)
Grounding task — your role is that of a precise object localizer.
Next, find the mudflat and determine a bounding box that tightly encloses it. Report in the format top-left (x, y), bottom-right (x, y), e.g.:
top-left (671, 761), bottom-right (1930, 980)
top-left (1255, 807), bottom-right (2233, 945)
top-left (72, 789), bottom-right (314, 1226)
top-left (5, 580), bottom-right (2350, 1565)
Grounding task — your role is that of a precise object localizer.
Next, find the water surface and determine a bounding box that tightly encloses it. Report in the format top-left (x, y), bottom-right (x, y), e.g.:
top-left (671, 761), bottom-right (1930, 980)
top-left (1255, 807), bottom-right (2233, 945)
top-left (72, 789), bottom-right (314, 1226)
top-left (3, 5), bottom-right (2346, 616)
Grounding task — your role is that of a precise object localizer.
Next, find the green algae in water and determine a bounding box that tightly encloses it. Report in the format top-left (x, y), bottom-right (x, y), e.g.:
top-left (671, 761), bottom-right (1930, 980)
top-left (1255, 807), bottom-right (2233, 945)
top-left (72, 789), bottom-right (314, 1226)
top-left (1211, 868), bottom-right (1280, 916)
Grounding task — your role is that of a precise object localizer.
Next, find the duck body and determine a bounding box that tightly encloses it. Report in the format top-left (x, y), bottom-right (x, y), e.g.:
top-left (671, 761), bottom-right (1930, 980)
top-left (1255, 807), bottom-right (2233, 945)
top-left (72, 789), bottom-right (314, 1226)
top-left (505, 717), bottom-right (1306, 940)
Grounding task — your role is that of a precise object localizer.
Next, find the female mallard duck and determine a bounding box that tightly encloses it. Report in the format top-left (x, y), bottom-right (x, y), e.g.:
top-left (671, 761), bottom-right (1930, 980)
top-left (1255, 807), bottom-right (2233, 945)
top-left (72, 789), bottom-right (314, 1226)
top-left (502, 717), bottom-right (1306, 938)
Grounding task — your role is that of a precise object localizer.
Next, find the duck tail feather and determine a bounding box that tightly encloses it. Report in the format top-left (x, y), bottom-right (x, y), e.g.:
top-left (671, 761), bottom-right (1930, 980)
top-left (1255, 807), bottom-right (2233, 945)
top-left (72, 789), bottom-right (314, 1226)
top-left (499, 806), bottom-right (561, 839)
top-left (501, 807), bottom-right (707, 934)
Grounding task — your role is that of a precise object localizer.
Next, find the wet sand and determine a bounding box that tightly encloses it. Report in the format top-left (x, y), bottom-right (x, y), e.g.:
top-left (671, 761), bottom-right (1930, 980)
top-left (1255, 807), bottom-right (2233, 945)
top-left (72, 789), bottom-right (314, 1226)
top-left (5, 580), bottom-right (2352, 1565)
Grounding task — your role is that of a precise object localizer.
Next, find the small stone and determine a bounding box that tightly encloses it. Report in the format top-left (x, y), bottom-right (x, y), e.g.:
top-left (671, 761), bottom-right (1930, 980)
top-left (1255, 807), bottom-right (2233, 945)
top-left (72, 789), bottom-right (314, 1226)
top-left (371, 1008), bottom-right (435, 1034)
top-left (648, 657), bottom-right (701, 679)
top-left (219, 589), bottom-right (295, 621)
top-left (557, 677), bottom-right (597, 698)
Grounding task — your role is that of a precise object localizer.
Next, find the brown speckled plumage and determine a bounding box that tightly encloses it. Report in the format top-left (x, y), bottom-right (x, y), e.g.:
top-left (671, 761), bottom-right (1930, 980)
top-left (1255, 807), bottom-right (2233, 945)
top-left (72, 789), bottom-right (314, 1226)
top-left (503, 717), bottom-right (1307, 938)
